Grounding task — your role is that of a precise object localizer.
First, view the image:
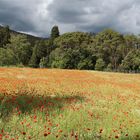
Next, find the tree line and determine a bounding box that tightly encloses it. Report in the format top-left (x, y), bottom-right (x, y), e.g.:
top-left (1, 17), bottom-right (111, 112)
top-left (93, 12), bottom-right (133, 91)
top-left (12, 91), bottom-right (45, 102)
top-left (0, 25), bottom-right (140, 72)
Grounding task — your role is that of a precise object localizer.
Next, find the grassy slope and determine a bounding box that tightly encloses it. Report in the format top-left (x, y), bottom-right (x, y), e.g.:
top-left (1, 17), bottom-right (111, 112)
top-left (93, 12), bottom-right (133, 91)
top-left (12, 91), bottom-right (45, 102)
top-left (0, 68), bottom-right (140, 140)
top-left (0, 25), bottom-right (47, 47)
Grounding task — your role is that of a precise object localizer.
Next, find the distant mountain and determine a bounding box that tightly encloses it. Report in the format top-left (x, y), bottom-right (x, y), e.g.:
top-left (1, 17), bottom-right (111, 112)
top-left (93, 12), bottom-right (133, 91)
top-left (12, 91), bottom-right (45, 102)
top-left (0, 25), bottom-right (48, 46)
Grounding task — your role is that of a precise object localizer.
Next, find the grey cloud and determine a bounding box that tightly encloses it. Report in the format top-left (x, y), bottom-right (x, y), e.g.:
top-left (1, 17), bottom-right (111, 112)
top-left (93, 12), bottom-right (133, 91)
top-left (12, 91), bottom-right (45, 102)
top-left (0, 0), bottom-right (47, 36)
top-left (48, 0), bottom-right (140, 34)
top-left (0, 0), bottom-right (140, 37)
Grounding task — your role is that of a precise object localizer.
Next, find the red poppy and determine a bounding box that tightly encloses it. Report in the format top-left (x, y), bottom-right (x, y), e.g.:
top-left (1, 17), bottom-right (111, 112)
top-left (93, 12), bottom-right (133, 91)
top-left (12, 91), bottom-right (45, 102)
top-left (44, 133), bottom-right (48, 137)
top-left (115, 135), bottom-right (119, 139)
top-left (22, 132), bottom-right (26, 135)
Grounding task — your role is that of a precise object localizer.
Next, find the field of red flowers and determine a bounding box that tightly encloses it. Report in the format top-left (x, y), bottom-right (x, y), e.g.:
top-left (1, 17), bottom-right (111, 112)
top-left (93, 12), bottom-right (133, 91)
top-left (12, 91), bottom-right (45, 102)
top-left (0, 68), bottom-right (140, 140)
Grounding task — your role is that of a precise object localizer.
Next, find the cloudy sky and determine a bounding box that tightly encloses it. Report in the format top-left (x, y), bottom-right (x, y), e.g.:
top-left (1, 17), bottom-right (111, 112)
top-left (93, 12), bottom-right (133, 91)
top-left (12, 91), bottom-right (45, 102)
top-left (0, 0), bottom-right (140, 37)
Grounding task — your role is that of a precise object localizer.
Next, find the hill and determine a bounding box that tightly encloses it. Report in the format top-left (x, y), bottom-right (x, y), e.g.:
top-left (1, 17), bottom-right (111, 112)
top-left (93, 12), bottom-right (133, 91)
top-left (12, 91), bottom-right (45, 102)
top-left (0, 25), bottom-right (47, 45)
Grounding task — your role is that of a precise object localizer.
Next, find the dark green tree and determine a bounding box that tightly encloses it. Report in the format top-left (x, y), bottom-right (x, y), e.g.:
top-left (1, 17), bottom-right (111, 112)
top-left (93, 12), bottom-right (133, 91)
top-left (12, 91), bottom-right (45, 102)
top-left (121, 49), bottom-right (140, 71)
top-left (6, 34), bottom-right (32, 65)
top-left (92, 29), bottom-right (125, 70)
top-left (29, 40), bottom-right (52, 67)
top-left (51, 26), bottom-right (60, 40)
top-left (95, 58), bottom-right (105, 71)
top-left (0, 25), bottom-right (11, 47)
top-left (0, 48), bottom-right (16, 66)
top-left (29, 46), bottom-right (39, 68)
top-left (3, 25), bottom-right (11, 45)
top-left (49, 47), bottom-right (69, 69)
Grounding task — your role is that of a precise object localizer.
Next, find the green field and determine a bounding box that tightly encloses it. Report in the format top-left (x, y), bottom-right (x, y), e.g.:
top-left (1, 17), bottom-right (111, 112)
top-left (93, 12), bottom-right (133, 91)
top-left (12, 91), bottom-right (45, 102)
top-left (0, 68), bottom-right (140, 140)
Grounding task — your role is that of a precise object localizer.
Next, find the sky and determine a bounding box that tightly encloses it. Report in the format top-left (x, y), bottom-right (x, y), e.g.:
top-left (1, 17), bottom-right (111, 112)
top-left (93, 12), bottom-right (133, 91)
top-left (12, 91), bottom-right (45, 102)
top-left (0, 0), bottom-right (140, 37)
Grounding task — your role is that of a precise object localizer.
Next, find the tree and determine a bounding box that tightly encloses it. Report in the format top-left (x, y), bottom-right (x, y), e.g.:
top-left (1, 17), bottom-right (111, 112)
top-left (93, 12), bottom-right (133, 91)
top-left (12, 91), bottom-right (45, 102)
top-left (95, 58), bottom-right (105, 71)
top-left (29, 46), bottom-right (39, 68)
top-left (54, 32), bottom-right (91, 48)
top-left (0, 24), bottom-right (140, 72)
top-left (6, 34), bottom-right (32, 65)
top-left (3, 25), bottom-right (11, 45)
top-left (39, 57), bottom-right (48, 68)
top-left (124, 35), bottom-right (140, 50)
top-left (77, 48), bottom-right (96, 70)
top-left (51, 26), bottom-right (59, 40)
top-left (49, 47), bottom-right (69, 69)
top-left (77, 58), bottom-right (94, 70)
top-left (92, 29), bottom-right (125, 70)
top-left (29, 40), bottom-right (52, 68)
top-left (0, 48), bottom-right (16, 66)
top-left (120, 49), bottom-right (140, 71)
top-left (106, 63), bottom-right (113, 71)
top-left (0, 25), bottom-right (11, 47)
top-left (49, 32), bottom-right (96, 70)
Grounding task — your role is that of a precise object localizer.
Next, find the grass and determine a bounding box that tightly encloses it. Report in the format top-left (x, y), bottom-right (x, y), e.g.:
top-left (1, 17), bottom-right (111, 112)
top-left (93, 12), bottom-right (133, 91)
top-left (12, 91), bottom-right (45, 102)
top-left (0, 68), bottom-right (140, 140)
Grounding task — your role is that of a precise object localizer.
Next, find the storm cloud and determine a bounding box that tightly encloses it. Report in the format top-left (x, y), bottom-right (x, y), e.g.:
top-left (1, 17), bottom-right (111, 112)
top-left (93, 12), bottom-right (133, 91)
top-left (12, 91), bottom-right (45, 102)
top-left (0, 0), bottom-right (140, 37)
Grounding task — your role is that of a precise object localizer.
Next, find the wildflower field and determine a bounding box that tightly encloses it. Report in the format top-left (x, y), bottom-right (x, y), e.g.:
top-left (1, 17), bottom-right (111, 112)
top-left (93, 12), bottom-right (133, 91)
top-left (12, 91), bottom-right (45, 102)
top-left (0, 68), bottom-right (140, 140)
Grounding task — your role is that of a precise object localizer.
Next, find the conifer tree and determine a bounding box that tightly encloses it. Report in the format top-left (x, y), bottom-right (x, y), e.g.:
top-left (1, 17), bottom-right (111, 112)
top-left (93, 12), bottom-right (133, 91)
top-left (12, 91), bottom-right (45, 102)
top-left (51, 26), bottom-right (59, 40)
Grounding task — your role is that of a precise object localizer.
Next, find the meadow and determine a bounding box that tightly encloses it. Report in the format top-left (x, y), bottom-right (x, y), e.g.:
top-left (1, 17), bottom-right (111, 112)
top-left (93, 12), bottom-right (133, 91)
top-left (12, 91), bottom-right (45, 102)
top-left (0, 68), bottom-right (140, 140)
